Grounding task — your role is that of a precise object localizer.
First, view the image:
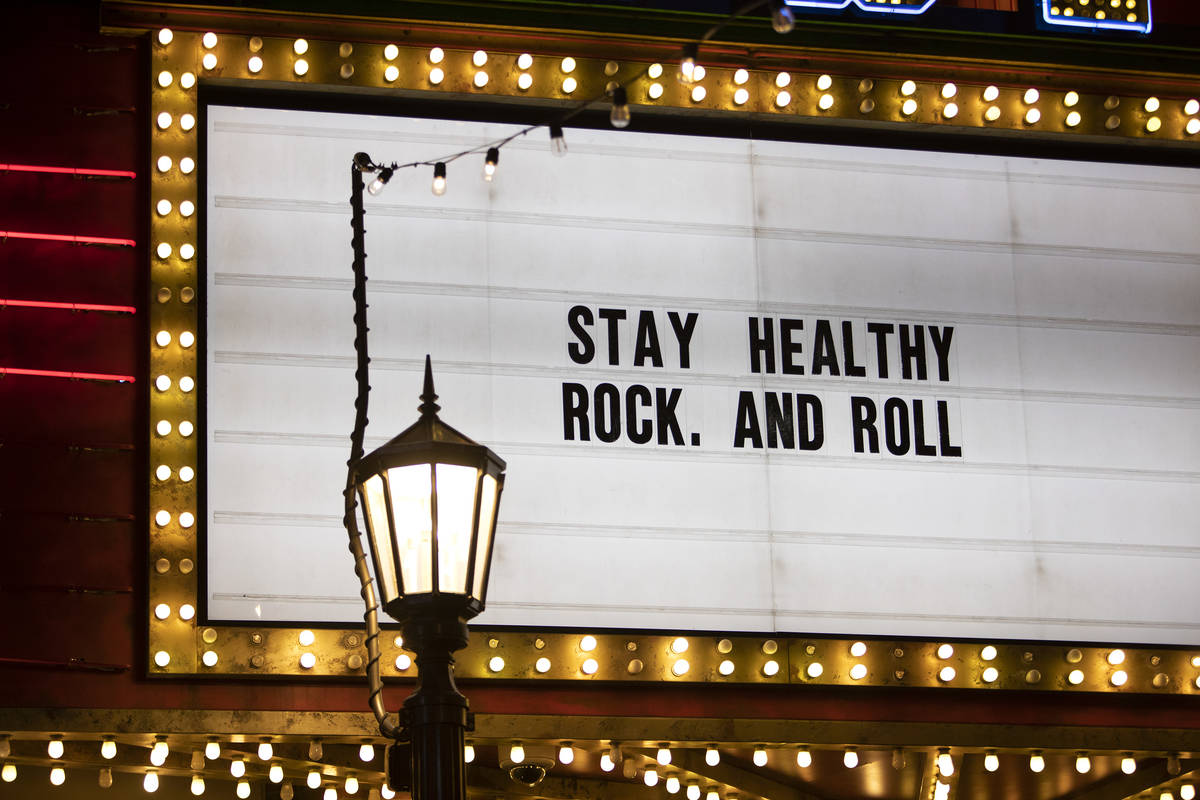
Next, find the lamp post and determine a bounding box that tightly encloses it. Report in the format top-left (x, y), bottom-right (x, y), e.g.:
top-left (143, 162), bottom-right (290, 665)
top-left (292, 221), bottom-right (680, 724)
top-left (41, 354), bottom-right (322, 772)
top-left (345, 153), bottom-right (506, 800)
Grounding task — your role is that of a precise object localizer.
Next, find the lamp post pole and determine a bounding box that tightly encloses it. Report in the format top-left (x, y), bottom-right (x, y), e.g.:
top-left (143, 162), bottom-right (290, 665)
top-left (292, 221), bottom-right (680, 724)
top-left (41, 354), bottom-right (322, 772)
top-left (346, 153), bottom-right (504, 800)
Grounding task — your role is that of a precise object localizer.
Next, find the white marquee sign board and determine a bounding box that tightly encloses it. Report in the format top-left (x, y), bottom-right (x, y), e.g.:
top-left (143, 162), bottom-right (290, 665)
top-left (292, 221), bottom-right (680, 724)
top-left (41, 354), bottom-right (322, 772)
top-left (205, 104), bottom-right (1200, 645)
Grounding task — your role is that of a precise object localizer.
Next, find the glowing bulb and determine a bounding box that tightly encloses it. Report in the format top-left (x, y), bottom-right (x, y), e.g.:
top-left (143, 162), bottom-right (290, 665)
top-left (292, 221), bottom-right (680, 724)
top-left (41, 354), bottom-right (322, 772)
top-left (380, 786), bottom-right (394, 800)
top-left (269, 765), bottom-right (283, 783)
top-left (600, 753), bottom-right (615, 771)
top-left (464, 744), bottom-right (475, 763)
top-left (202, 650), bottom-right (218, 667)
top-left (753, 748), bottom-right (768, 767)
top-left (158, 28), bottom-right (173, 45)
top-left (299, 652), bottom-right (316, 669)
top-left (49, 738), bottom-right (65, 759)
top-left (237, 780), bottom-right (250, 799)
top-left (648, 83), bottom-right (663, 100)
top-left (706, 747), bottom-right (720, 766)
top-left (984, 752), bottom-right (999, 772)
top-left (1065, 110), bottom-right (1081, 127)
top-left (1076, 754), bottom-right (1091, 774)
top-left (324, 789), bottom-right (336, 800)
top-left (384, 65), bottom-right (398, 82)
top-left (488, 656), bottom-right (504, 672)
top-left (706, 792), bottom-right (719, 800)
top-left (942, 102), bottom-right (958, 119)
top-left (1146, 116), bottom-right (1162, 132)
top-left (395, 655), bottom-right (411, 670)
top-left (982, 666), bottom-right (999, 683)
top-left (383, 44), bottom-right (399, 61)
top-left (431, 68), bottom-right (445, 85)
top-left (205, 741), bottom-right (220, 760)
top-left (202, 53), bottom-right (217, 70)
top-left (900, 80), bottom-right (916, 96)
top-left (558, 745), bottom-right (574, 765)
top-left (248, 56), bottom-right (262, 73)
top-left (939, 666), bottom-right (956, 682)
top-left (516, 53), bottom-right (531, 69)
top-left (1145, 96), bottom-right (1160, 112)
top-left (807, 662), bottom-right (824, 678)
top-left (672, 659), bottom-right (690, 676)
top-left (666, 776), bottom-right (681, 794)
top-left (817, 74), bottom-right (833, 91)
top-left (1025, 108), bottom-right (1042, 124)
top-left (644, 767), bottom-right (659, 787)
top-left (294, 59), bottom-right (308, 76)
top-left (1064, 90), bottom-right (1080, 107)
top-left (1111, 670), bottom-right (1128, 686)
top-left (580, 635), bottom-right (597, 652)
top-left (687, 784), bottom-right (701, 800)
top-left (937, 751), bottom-right (955, 777)
top-left (358, 744), bottom-right (374, 762)
top-left (648, 62), bottom-right (663, 79)
top-left (180, 72), bottom-right (195, 89)
top-left (1186, 98), bottom-right (1200, 115)
top-left (429, 47), bottom-right (445, 64)
top-left (1068, 669), bottom-right (1084, 685)
top-left (582, 658), bottom-right (599, 674)
top-left (1181, 784), bottom-right (1195, 800)
top-left (535, 657), bottom-right (551, 673)
top-left (844, 748), bottom-right (858, 768)
top-left (1188, 119), bottom-right (1200, 135)
top-left (657, 748), bottom-right (672, 765)
top-left (231, 758), bottom-right (245, 778)
top-left (307, 771), bottom-right (321, 789)
top-left (985, 106), bottom-right (1001, 122)
top-left (258, 741), bottom-right (273, 761)
top-left (902, 98), bottom-right (917, 116)
top-left (849, 642), bottom-right (867, 657)
top-left (144, 771), bottom-right (159, 792)
top-left (202, 32), bottom-right (217, 48)
top-left (102, 739), bottom-right (117, 759)
top-left (1121, 756), bottom-right (1136, 774)
top-left (1024, 87), bottom-right (1040, 104)
top-left (1030, 753), bottom-right (1045, 773)
top-left (345, 775), bottom-right (359, 794)
top-left (983, 85), bottom-right (999, 102)
top-left (51, 766), bottom-right (66, 785)
top-left (508, 743), bottom-right (525, 763)
top-left (151, 739), bottom-right (169, 765)
top-left (734, 68), bottom-right (749, 85)
top-left (180, 157), bottom-right (195, 174)
top-left (678, 44), bottom-right (698, 85)
top-left (775, 91), bottom-right (790, 107)
top-left (818, 93), bottom-right (834, 111)
top-left (1, 763), bottom-right (15, 782)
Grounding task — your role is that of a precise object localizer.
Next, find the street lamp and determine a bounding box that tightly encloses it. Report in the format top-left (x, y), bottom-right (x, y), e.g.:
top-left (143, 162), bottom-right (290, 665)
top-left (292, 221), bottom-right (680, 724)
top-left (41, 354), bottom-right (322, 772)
top-left (344, 153), bottom-right (506, 800)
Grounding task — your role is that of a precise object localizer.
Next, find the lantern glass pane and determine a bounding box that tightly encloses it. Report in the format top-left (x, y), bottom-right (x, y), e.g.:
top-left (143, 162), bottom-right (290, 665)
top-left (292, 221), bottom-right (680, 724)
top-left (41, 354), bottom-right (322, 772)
top-left (387, 464), bottom-right (434, 595)
top-left (363, 475), bottom-right (400, 602)
top-left (435, 463), bottom-right (479, 594)
top-left (472, 474), bottom-right (499, 601)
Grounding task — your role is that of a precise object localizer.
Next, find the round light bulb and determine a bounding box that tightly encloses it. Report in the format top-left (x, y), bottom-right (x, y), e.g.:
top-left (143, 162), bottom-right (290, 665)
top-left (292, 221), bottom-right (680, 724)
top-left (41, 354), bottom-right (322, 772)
top-left (1068, 669), bottom-right (1085, 685)
top-left (180, 157), bottom-right (195, 174)
top-left (985, 105), bottom-right (1001, 122)
top-left (230, 758), bottom-right (245, 778)
top-left (345, 775), bottom-right (359, 794)
top-left (154, 603), bottom-right (170, 619)
top-left (941, 82), bottom-right (957, 99)
top-left (644, 767), bottom-right (659, 787)
top-left (938, 751), bottom-right (955, 777)
top-left (535, 657), bottom-right (551, 673)
top-left (849, 663), bottom-right (868, 680)
top-left (488, 656), bottom-right (504, 672)
top-left (158, 29), bottom-right (173, 45)
top-left (464, 745), bottom-right (475, 763)
top-left (202, 650), bottom-right (218, 667)
top-left (706, 747), bottom-right (720, 766)
top-left (558, 746), bottom-right (574, 765)
top-left (510, 744), bottom-right (524, 763)
top-left (383, 44), bottom-right (399, 61)
top-left (666, 776), bottom-right (681, 794)
top-left (1076, 754), bottom-right (1091, 774)
top-left (797, 748), bottom-right (812, 768)
top-left (753, 748), bottom-right (767, 767)
top-left (248, 56), bottom-right (262, 73)
top-left (902, 98), bottom-right (918, 116)
top-left (718, 659), bottom-right (735, 675)
top-left (900, 79), bottom-right (916, 96)
top-left (156, 199), bottom-right (172, 216)
top-left (179, 466), bottom-right (195, 481)
top-left (1066, 111), bottom-right (1082, 127)
top-left (307, 771), bottom-right (321, 789)
top-left (202, 53), bottom-right (217, 70)
top-left (516, 53), bottom-right (531, 69)
top-left (323, 788), bottom-right (336, 800)
top-left (179, 201), bottom-right (195, 218)
top-left (202, 32), bottom-right (217, 48)
top-left (205, 741), bottom-right (220, 760)
top-left (384, 65), bottom-right (399, 82)
top-left (180, 72), bottom-right (196, 89)
top-left (844, 749), bottom-right (859, 768)
top-left (939, 666), bottom-right (957, 682)
top-left (179, 421), bottom-right (194, 437)
top-left (984, 752), bottom-right (999, 772)
top-left (943, 102), bottom-right (958, 119)
top-left (1030, 753), bottom-right (1045, 773)
top-left (269, 765), bottom-right (283, 783)
top-left (982, 666), bottom-right (999, 683)
top-left (1, 764), bottom-right (15, 782)
top-left (1024, 87), bottom-right (1040, 104)
top-left (600, 754), bottom-right (614, 772)
top-left (1065, 90), bottom-right (1080, 107)
top-left (294, 59), bottom-right (308, 76)
top-left (807, 662), bottom-right (824, 678)
top-left (49, 739), bottom-right (65, 759)
top-left (144, 771), bottom-right (159, 792)
top-left (1121, 757), bottom-right (1136, 774)
top-left (359, 744), bottom-right (374, 762)
top-left (431, 67), bottom-right (445, 85)
top-left (687, 784), bottom-right (701, 800)
top-left (580, 635), bottom-right (597, 652)
top-left (258, 742), bottom-right (273, 760)
top-left (299, 652), bottom-right (316, 669)
top-left (102, 739), bottom-right (117, 759)
top-left (672, 659), bottom-right (689, 676)
top-left (983, 85), bottom-right (999, 102)
top-left (237, 780), bottom-right (250, 799)
top-left (582, 658), bottom-right (599, 674)
top-left (733, 88), bottom-right (749, 105)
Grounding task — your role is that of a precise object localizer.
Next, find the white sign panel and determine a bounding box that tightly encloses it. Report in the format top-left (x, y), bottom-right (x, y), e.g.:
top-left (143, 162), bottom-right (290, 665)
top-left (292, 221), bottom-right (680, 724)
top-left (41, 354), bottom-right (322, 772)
top-left (205, 104), bottom-right (1200, 644)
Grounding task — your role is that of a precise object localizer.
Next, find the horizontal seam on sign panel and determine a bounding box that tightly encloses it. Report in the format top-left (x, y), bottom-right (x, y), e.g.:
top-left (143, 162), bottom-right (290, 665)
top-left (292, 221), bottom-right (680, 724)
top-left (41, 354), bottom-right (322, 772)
top-left (773, 609), bottom-right (1200, 631)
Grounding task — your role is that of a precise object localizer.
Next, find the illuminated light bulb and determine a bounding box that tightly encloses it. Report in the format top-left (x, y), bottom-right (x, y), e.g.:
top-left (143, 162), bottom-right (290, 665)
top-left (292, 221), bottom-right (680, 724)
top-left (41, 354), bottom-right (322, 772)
top-left (580, 635), bottom-right (597, 652)
top-left (510, 744), bottom-right (525, 764)
top-left (983, 85), bottom-right (1000, 102)
top-left (600, 753), bottom-right (615, 772)
top-left (666, 776), bottom-right (681, 794)
top-left (937, 644), bottom-right (954, 659)
top-left (1, 763), bottom-right (15, 782)
top-left (1029, 753), bottom-right (1045, 773)
top-left (178, 512), bottom-right (194, 528)
top-left (156, 420), bottom-right (172, 436)
top-left (488, 656), bottom-right (504, 672)
top-left (1186, 99), bottom-right (1200, 115)
top-left (706, 792), bottom-right (719, 800)
top-left (99, 767), bottom-right (113, 788)
top-left (1181, 784), bottom-right (1195, 800)
top-left (672, 659), bottom-right (690, 676)
top-left (688, 783), bottom-right (701, 800)
top-left (158, 28), bottom-right (173, 45)
top-left (180, 157), bottom-right (195, 174)
top-left (984, 751), bottom-right (999, 772)
top-left (1024, 87), bottom-right (1039, 104)
top-left (464, 745), bottom-right (475, 763)
top-left (324, 788), bottom-right (336, 800)
top-left (384, 65), bottom-right (399, 82)
top-left (774, 90), bottom-right (790, 107)
top-left (816, 74), bottom-right (833, 91)
top-left (157, 70), bottom-right (173, 88)
top-left (179, 465), bottom-right (195, 480)
top-left (290, 38), bottom-right (308, 55)
top-left (978, 645), bottom-right (998, 661)
top-left (690, 85), bottom-right (707, 102)
top-left (807, 662), bottom-right (824, 678)
top-left (248, 56), bottom-right (262, 73)
top-left (1111, 670), bottom-right (1128, 687)
top-left (657, 748), bottom-right (673, 766)
top-left (1065, 110), bottom-right (1082, 127)
top-left (938, 82), bottom-right (957, 99)
top-left (558, 56), bottom-right (576, 73)
top-left (258, 741), bottom-right (273, 761)
top-left (901, 98), bottom-right (918, 116)
top-left (753, 747), bottom-right (768, 767)
top-left (473, 70), bottom-right (488, 88)
top-left (157, 242), bottom-right (173, 259)
top-left (982, 666), bottom-right (999, 683)
top-left (648, 63), bottom-right (664, 80)
top-left (669, 637), bottom-right (689, 654)
top-left (1144, 96), bottom-right (1160, 112)
top-left (205, 741), bottom-right (220, 760)
top-left (1068, 669), bottom-right (1084, 685)
top-left (818, 93), bottom-right (834, 111)
top-left (202, 53), bottom-right (217, 70)
top-left (648, 82), bottom-right (663, 100)
top-left (1076, 754), bottom-right (1091, 773)
top-left (202, 32), bottom-right (218, 48)
top-left (516, 52), bottom-right (532, 69)
top-left (941, 101), bottom-right (959, 119)
top-left (294, 59), bottom-right (308, 76)
top-left (937, 750), bottom-right (954, 777)
top-left (383, 43), bottom-right (399, 61)
top-left (155, 375), bottom-right (171, 392)
top-left (774, 71), bottom-right (791, 89)
top-left (582, 658), bottom-right (599, 674)
top-left (1187, 119), bottom-right (1200, 135)
top-left (678, 43), bottom-right (699, 85)
top-left (157, 155), bottom-right (172, 172)
top-left (180, 72), bottom-right (196, 89)
top-left (728, 68), bottom-right (747, 85)
top-left (985, 105), bottom-right (1001, 122)
top-left (179, 376), bottom-right (195, 392)
top-left (154, 509), bottom-right (171, 527)
top-left (157, 112), bottom-right (172, 130)
top-left (359, 744), bottom-right (374, 762)
top-left (900, 80), bottom-right (916, 96)
top-left (534, 657), bottom-right (551, 673)
top-left (346, 775), bottom-right (359, 794)
top-left (472, 49), bottom-right (489, 67)
top-left (644, 767), bottom-right (659, 787)
top-left (849, 663), bottom-right (868, 680)
top-left (1164, 794), bottom-right (1177, 800)
top-left (155, 603), bottom-right (171, 619)
top-left (299, 630), bottom-right (316, 646)
top-left (151, 739), bottom-right (169, 765)
top-left (849, 642), bottom-right (868, 657)
top-left (49, 738), bottom-right (65, 759)
top-left (231, 757), bottom-right (246, 778)
top-left (939, 666), bottom-right (956, 682)
top-left (1121, 756), bottom-right (1136, 774)
top-left (732, 88), bottom-right (749, 105)
top-left (395, 655), bottom-right (411, 670)
top-left (380, 786), bottom-right (394, 800)
top-left (1025, 108), bottom-right (1042, 125)
top-left (558, 745), bottom-right (574, 765)
top-left (1146, 116), bottom-right (1162, 132)
top-left (307, 770), bottom-right (321, 789)
top-left (156, 199), bottom-right (172, 216)
top-left (102, 738), bottom-right (117, 759)
top-left (428, 47), bottom-right (445, 64)
top-left (1064, 90), bottom-right (1080, 107)
top-left (1105, 649), bottom-right (1126, 665)
top-left (236, 781), bottom-right (250, 799)
top-left (202, 650), bottom-right (218, 667)
top-left (844, 748), bottom-right (858, 768)
top-left (144, 770), bottom-right (159, 792)
top-left (269, 765), bottom-right (283, 783)
top-left (299, 652), bottom-right (316, 669)
top-left (706, 747), bottom-right (720, 766)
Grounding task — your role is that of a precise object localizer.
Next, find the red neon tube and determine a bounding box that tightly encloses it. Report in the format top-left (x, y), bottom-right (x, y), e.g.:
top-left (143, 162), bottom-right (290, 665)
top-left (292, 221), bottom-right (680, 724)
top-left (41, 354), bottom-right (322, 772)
top-left (0, 230), bottom-right (136, 247)
top-left (0, 367), bottom-right (136, 383)
top-left (0, 298), bottom-right (136, 314)
top-left (0, 162), bottom-right (136, 179)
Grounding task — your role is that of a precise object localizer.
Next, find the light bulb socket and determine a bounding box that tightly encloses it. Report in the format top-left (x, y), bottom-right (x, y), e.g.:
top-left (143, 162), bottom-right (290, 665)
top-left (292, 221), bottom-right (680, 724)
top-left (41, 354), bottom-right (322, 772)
top-left (353, 152), bottom-right (375, 172)
top-left (434, 162), bottom-right (447, 181)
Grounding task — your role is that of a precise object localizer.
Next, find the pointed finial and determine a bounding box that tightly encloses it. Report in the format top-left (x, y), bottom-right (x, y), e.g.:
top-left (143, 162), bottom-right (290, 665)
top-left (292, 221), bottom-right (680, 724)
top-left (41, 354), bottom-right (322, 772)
top-left (418, 354), bottom-right (440, 418)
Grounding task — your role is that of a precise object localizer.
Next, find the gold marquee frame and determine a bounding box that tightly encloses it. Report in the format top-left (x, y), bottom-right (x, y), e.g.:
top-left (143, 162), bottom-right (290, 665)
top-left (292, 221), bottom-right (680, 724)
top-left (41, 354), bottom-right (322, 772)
top-left (141, 21), bottom-right (1200, 689)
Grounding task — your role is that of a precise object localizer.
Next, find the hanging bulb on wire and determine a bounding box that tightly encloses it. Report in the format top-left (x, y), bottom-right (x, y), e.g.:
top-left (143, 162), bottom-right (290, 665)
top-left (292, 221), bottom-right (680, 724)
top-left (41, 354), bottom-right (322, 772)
top-left (483, 147), bottom-right (499, 181)
top-left (367, 167), bottom-right (393, 196)
top-left (609, 86), bottom-right (631, 129)
top-left (432, 162), bottom-right (447, 195)
top-left (678, 43), bottom-right (699, 84)
top-left (768, 0), bottom-right (795, 34)
top-left (549, 124), bottom-right (567, 157)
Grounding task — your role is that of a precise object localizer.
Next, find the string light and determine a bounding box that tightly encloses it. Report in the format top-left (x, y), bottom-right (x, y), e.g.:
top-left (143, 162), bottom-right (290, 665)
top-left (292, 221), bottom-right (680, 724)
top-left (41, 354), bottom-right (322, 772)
top-left (753, 747), bottom-right (768, 767)
top-left (237, 780), bottom-right (251, 799)
top-left (1030, 752), bottom-right (1045, 773)
top-left (844, 748), bottom-right (859, 768)
top-left (431, 162), bottom-right (447, 196)
top-left (48, 736), bottom-right (64, 759)
top-left (1121, 755), bottom-right (1137, 774)
top-left (644, 767), bottom-right (659, 787)
top-left (192, 775), bottom-right (206, 796)
top-left (99, 767), bottom-right (113, 788)
top-left (205, 740), bottom-right (220, 760)
top-left (984, 752), bottom-right (999, 772)
top-left (51, 765), bottom-right (66, 786)
top-left (269, 765), bottom-right (284, 783)
top-left (549, 125), bottom-right (567, 156)
top-left (144, 770), bottom-right (159, 793)
top-left (483, 148), bottom-right (499, 181)
top-left (151, 738), bottom-right (169, 766)
top-left (307, 770), bottom-right (321, 789)
top-left (359, 744), bottom-right (375, 762)
top-left (796, 747), bottom-right (812, 768)
top-left (558, 745), bottom-right (574, 765)
top-left (705, 747), bottom-right (720, 766)
top-left (1076, 753), bottom-right (1091, 773)
top-left (937, 749), bottom-right (954, 777)
top-left (657, 747), bottom-right (672, 765)
top-left (509, 744), bottom-right (525, 763)
top-left (102, 738), bottom-right (117, 759)
top-left (1, 763), bottom-right (15, 782)
top-left (231, 757), bottom-right (246, 778)
top-left (258, 740), bottom-right (273, 760)
top-left (610, 86), bottom-right (631, 128)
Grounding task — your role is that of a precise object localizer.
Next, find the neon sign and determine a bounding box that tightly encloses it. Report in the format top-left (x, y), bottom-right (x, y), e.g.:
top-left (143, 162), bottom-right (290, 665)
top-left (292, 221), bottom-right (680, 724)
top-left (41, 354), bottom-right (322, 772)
top-left (1041, 0), bottom-right (1152, 34)
top-left (783, 0), bottom-right (937, 15)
